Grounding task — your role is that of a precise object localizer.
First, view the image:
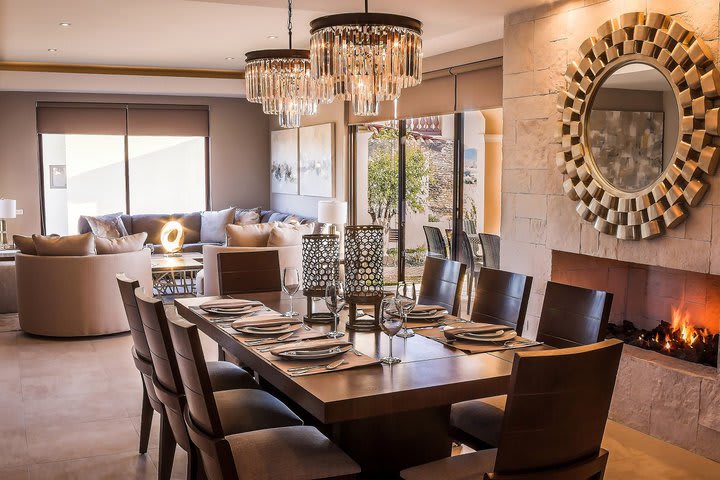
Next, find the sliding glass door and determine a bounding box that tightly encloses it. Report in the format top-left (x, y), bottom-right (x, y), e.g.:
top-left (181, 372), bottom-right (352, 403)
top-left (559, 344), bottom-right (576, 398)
top-left (351, 109), bottom-right (501, 284)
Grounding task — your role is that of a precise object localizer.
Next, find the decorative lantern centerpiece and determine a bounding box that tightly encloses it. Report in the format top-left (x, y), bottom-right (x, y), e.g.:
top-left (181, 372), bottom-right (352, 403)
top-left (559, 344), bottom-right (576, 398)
top-left (301, 234), bottom-right (340, 323)
top-left (344, 225), bottom-right (384, 330)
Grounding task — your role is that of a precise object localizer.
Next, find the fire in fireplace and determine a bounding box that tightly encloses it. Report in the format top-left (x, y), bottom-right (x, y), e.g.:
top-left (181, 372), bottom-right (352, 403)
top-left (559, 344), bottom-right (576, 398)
top-left (607, 306), bottom-right (719, 367)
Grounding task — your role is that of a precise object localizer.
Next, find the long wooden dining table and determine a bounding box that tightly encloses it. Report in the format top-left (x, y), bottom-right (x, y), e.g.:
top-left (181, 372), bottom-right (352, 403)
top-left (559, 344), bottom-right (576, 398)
top-left (175, 292), bottom-right (545, 478)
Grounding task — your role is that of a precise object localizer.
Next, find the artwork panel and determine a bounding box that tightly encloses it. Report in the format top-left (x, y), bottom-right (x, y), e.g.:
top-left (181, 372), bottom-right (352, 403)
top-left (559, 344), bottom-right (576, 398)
top-left (271, 129), bottom-right (299, 194)
top-left (299, 123), bottom-right (334, 198)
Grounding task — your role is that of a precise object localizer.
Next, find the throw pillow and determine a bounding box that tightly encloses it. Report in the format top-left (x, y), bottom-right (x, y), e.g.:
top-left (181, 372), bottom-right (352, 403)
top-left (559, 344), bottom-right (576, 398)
top-left (82, 213), bottom-right (129, 239)
top-left (201, 207), bottom-right (236, 244)
top-left (13, 235), bottom-right (38, 255)
top-left (235, 207), bottom-right (261, 225)
top-left (283, 215), bottom-right (301, 225)
top-left (267, 226), bottom-right (303, 247)
top-left (95, 232), bottom-right (148, 254)
top-left (32, 233), bottom-right (96, 256)
top-left (277, 222), bottom-right (316, 236)
top-left (226, 222), bottom-right (276, 247)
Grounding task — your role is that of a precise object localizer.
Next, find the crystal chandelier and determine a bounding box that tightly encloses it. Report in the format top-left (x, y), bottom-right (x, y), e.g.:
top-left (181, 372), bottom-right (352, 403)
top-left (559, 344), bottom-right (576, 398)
top-left (245, 0), bottom-right (328, 128)
top-left (309, 0), bottom-right (423, 116)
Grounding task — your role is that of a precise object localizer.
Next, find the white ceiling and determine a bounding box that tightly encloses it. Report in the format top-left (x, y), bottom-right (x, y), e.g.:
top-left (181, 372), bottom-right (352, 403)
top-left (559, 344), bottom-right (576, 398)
top-left (0, 0), bottom-right (539, 69)
top-left (0, 0), bottom-right (541, 96)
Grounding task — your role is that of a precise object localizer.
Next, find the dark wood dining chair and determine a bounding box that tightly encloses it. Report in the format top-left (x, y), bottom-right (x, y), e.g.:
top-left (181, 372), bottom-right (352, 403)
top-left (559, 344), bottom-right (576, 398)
top-left (478, 233), bottom-right (500, 269)
top-left (402, 339), bottom-right (624, 480)
top-left (168, 317), bottom-right (361, 480)
top-left (450, 280), bottom-right (613, 451)
top-left (217, 250), bottom-right (282, 295)
top-left (536, 281), bottom-right (613, 348)
top-left (134, 287), bottom-right (303, 480)
top-left (423, 225), bottom-right (448, 259)
top-left (418, 256), bottom-right (466, 316)
top-left (470, 268), bottom-right (532, 335)
top-left (116, 274), bottom-right (164, 456)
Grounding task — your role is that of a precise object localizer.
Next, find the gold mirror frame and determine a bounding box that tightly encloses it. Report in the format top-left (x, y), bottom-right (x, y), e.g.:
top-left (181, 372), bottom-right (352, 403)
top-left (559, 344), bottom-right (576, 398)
top-left (557, 11), bottom-right (720, 240)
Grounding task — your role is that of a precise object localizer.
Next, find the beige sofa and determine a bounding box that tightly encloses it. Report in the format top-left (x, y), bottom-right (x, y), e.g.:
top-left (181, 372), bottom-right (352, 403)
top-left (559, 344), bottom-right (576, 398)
top-left (199, 244), bottom-right (302, 296)
top-left (15, 249), bottom-right (152, 337)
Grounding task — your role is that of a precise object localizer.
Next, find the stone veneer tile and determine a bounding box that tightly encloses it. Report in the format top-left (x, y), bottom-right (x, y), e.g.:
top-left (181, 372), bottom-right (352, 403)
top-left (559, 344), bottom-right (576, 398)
top-left (546, 195), bottom-right (581, 253)
top-left (503, 72), bottom-right (534, 99)
top-left (609, 353), bottom-right (655, 433)
top-left (694, 425), bottom-right (720, 463)
top-left (684, 205), bottom-right (712, 241)
top-left (503, 21), bottom-right (534, 74)
top-left (647, 0), bottom-right (720, 40)
top-left (515, 194), bottom-right (547, 220)
top-left (502, 170), bottom-right (532, 194)
top-left (503, 94), bottom-right (556, 122)
top-left (617, 237), bottom-right (710, 274)
top-left (699, 377), bottom-right (720, 431)
top-left (709, 207), bottom-right (720, 275)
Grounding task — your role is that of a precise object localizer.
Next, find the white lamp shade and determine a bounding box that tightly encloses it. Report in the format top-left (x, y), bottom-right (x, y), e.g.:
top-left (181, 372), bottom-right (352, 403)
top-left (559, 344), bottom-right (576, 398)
top-left (318, 201), bottom-right (347, 225)
top-left (0, 199), bottom-right (16, 219)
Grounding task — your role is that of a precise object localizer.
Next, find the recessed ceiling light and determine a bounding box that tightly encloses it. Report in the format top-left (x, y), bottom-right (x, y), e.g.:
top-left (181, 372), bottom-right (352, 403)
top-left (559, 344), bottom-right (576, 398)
top-left (47, 48), bottom-right (58, 52)
top-left (59, 22), bottom-right (71, 27)
top-left (267, 35), bottom-right (278, 39)
top-left (225, 56), bottom-right (235, 60)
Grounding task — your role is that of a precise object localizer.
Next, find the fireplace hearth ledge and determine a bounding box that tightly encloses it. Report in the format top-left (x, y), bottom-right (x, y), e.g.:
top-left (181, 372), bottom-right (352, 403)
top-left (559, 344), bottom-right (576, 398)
top-left (610, 344), bottom-right (720, 462)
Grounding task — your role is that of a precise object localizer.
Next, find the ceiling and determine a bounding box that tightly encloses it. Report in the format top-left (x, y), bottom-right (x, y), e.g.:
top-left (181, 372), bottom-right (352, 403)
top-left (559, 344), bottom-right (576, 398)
top-left (0, 0), bottom-right (540, 70)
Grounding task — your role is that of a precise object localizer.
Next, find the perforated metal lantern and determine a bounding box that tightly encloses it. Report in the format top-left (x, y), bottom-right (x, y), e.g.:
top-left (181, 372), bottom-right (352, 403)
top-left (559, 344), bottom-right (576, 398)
top-left (301, 234), bottom-right (340, 323)
top-left (344, 225), bottom-right (384, 330)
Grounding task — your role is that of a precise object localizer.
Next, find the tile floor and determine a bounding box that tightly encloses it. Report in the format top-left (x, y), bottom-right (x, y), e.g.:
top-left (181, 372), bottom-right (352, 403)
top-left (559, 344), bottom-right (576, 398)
top-left (1, 309), bottom-right (720, 479)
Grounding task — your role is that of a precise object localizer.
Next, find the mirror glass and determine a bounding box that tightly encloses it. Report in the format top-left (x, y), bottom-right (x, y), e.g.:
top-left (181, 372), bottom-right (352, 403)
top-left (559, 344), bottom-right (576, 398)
top-left (587, 62), bottom-right (679, 192)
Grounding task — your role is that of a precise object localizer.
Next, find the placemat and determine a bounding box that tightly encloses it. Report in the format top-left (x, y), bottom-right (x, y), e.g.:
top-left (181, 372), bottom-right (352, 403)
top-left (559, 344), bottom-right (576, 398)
top-left (417, 327), bottom-right (538, 354)
top-left (220, 325), bottom-right (327, 346)
top-left (257, 342), bottom-right (381, 377)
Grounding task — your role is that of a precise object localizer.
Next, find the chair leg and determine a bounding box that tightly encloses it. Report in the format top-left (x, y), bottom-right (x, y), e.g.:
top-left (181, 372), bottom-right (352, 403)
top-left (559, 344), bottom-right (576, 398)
top-left (158, 411), bottom-right (177, 480)
top-left (466, 272), bottom-right (472, 315)
top-left (187, 445), bottom-right (204, 480)
top-left (138, 379), bottom-right (154, 454)
top-left (217, 344), bottom-right (226, 361)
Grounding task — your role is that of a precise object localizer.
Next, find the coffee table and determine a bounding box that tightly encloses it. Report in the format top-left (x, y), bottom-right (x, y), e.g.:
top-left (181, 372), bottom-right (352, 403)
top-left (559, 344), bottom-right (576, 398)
top-left (151, 253), bottom-right (203, 295)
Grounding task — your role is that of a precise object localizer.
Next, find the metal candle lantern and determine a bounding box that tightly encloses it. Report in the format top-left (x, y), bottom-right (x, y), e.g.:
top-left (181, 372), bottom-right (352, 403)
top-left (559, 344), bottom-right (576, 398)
top-left (301, 234), bottom-right (340, 323)
top-left (344, 225), bottom-right (384, 330)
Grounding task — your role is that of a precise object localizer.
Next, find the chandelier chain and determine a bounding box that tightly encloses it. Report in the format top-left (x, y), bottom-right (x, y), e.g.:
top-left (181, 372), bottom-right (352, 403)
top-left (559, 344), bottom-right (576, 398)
top-left (288, 0), bottom-right (293, 49)
top-left (364, 0), bottom-right (368, 13)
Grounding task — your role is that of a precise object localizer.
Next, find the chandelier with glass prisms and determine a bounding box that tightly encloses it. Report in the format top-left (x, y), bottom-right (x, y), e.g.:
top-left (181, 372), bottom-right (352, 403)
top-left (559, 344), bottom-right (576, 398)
top-left (244, 0), bottom-right (329, 128)
top-left (309, 1), bottom-right (423, 116)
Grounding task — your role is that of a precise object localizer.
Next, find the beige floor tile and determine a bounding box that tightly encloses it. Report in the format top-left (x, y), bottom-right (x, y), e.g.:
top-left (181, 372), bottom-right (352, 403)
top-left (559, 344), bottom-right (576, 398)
top-left (23, 390), bottom-right (129, 427)
top-left (0, 380), bottom-right (26, 430)
top-left (18, 351), bottom-right (106, 379)
top-left (27, 451), bottom-right (155, 480)
top-left (0, 428), bottom-right (29, 469)
top-left (0, 465), bottom-right (29, 480)
top-left (130, 414), bottom-right (161, 450)
top-left (26, 418), bottom-right (139, 463)
top-left (21, 370), bottom-right (111, 400)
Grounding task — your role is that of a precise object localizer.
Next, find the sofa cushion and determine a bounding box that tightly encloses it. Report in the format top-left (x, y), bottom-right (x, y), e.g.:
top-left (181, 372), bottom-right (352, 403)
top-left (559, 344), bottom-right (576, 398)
top-left (172, 212), bottom-right (201, 244)
top-left (32, 233), bottom-right (96, 256)
top-left (267, 212), bottom-right (291, 223)
top-left (235, 207), bottom-right (261, 225)
top-left (267, 227), bottom-right (302, 247)
top-left (226, 223), bottom-right (276, 247)
top-left (78, 214), bottom-right (132, 235)
top-left (81, 213), bottom-right (129, 238)
top-left (13, 235), bottom-right (38, 255)
top-left (96, 232), bottom-right (148, 254)
top-left (131, 214), bottom-right (171, 245)
top-left (181, 242), bottom-right (219, 253)
top-left (201, 207), bottom-right (236, 244)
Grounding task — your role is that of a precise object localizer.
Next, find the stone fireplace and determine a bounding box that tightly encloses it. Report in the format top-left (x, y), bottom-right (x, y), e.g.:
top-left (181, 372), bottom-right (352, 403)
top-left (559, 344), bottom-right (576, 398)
top-left (499, 0), bottom-right (720, 462)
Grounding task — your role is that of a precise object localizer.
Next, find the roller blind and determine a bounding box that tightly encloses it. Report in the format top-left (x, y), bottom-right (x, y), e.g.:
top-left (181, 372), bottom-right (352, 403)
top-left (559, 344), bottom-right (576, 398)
top-left (127, 107), bottom-right (209, 136)
top-left (36, 105), bottom-right (127, 135)
top-left (347, 58), bottom-right (503, 124)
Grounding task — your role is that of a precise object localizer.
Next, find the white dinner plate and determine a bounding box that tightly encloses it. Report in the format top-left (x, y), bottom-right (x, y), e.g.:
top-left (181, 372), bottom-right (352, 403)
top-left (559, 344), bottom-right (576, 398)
top-left (453, 330), bottom-right (517, 343)
top-left (273, 345), bottom-right (351, 360)
top-left (234, 324), bottom-right (300, 335)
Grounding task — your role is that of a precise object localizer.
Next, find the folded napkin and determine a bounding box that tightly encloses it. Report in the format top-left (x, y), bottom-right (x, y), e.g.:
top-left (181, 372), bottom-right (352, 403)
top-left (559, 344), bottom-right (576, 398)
top-left (231, 314), bottom-right (301, 329)
top-left (201, 299), bottom-right (264, 309)
top-left (412, 304), bottom-right (447, 313)
top-left (270, 338), bottom-right (352, 356)
top-left (443, 323), bottom-right (508, 340)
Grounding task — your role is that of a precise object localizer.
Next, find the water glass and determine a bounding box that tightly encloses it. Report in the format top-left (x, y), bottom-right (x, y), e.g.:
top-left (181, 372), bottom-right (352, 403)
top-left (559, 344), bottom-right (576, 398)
top-left (281, 267), bottom-right (300, 318)
top-left (379, 298), bottom-right (402, 364)
top-left (395, 281), bottom-right (417, 338)
top-left (324, 281), bottom-right (346, 338)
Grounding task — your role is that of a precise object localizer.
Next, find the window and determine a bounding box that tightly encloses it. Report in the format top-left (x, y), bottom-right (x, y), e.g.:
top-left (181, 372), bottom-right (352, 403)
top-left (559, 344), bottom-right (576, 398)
top-left (38, 104), bottom-right (209, 235)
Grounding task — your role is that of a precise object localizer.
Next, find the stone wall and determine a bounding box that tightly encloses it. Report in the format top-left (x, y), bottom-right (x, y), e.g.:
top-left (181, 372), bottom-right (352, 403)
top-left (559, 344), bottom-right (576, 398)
top-left (501, 0), bottom-right (720, 338)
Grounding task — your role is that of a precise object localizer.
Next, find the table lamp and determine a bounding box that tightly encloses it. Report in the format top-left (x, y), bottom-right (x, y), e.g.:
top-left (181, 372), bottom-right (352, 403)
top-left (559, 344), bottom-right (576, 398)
top-left (318, 200), bottom-right (347, 235)
top-left (0, 199), bottom-right (16, 250)
top-left (160, 220), bottom-right (184, 257)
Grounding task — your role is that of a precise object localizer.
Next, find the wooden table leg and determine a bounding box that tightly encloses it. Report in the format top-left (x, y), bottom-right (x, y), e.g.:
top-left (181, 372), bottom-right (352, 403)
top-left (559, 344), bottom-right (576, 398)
top-left (330, 405), bottom-right (452, 479)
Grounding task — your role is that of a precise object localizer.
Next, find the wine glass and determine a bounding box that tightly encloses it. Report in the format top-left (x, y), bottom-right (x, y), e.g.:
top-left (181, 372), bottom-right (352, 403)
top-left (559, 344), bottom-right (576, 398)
top-left (324, 281), bottom-right (346, 338)
top-left (395, 281), bottom-right (417, 338)
top-left (281, 267), bottom-right (300, 318)
top-left (379, 298), bottom-right (402, 364)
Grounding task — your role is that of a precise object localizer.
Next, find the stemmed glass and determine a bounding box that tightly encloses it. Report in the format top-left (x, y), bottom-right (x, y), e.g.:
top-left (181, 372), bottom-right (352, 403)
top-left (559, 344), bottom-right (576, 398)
top-left (395, 281), bottom-right (417, 338)
top-left (324, 281), bottom-right (346, 338)
top-left (281, 267), bottom-right (300, 318)
top-left (379, 298), bottom-right (402, 364)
